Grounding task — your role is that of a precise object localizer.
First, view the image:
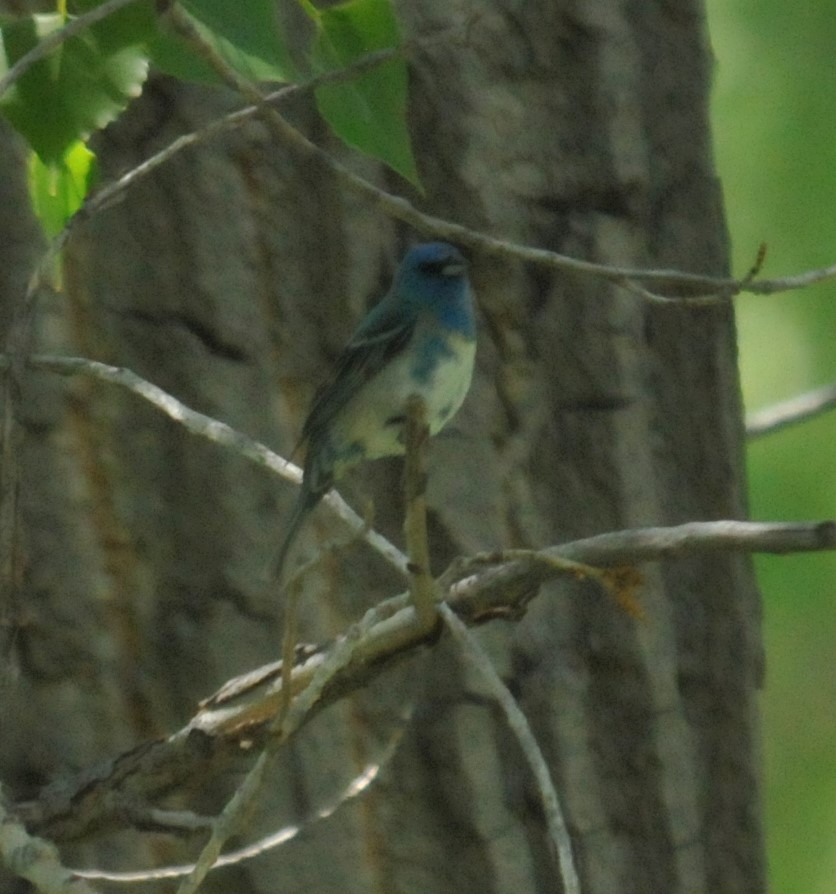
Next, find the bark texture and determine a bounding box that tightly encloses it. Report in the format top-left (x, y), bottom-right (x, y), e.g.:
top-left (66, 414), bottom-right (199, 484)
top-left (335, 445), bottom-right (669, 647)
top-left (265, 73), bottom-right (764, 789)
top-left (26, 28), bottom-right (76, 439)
top-left (0, 1), bottom-right (764, 892)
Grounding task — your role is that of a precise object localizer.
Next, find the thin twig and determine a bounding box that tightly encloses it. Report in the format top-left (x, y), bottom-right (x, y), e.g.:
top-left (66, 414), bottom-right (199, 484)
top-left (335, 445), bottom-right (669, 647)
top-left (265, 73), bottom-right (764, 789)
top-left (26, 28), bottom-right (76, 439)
top-left (160, 3), bottom-right (827, 302)
top-left (278, 572), bottom-right (301, 725)
top-left (439, 604), bottom-right (580, 894)
top-left (167, 1), bottom-right (722, 290)
top-left (73, 728), bottom-right (404, 882)
top-left (746, 382), bottom-right (836, 438)
top-left (4, 0), bottom-right (836, 444)
top-left (746, 261), bottom-right (836, 295)
top-left (6, 0), bottom-right (835, 302)
top-left (62, 59), bottom-right (836, 306)
top-left (7, 2), bottom-right (833, 425)
top-left (175, 600), bottom-right (386, 894)
top-left (68, 44), bottom-right (403, 229)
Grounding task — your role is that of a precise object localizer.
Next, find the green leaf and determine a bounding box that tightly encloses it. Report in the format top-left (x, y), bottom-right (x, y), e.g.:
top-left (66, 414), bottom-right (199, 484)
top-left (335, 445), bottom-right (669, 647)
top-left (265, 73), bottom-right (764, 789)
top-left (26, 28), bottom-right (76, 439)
top-left (145, 28), bottom-right (221, 86)
top-left (69, 0), bottom-right (158, 51)
top-left (149, 0), bottom-right (297, 85)
top-left (28, 139), bottom-right (97, 237)
top-left (0, 11), bottom-right (149, 163)
top-left (313, 0), bottom-right (419, 187)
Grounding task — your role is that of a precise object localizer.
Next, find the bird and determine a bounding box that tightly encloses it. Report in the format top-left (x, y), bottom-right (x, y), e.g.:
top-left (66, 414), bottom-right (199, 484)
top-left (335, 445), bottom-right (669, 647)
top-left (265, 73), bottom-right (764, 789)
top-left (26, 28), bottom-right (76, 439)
top-left (273, 241), bottom-right (476, 582)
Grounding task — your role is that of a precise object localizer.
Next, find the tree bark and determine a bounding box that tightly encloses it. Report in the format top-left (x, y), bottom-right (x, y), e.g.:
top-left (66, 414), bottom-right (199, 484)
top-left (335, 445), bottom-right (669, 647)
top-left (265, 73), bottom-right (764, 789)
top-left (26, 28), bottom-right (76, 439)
top-left (0, 1), bottom-right (764, 892)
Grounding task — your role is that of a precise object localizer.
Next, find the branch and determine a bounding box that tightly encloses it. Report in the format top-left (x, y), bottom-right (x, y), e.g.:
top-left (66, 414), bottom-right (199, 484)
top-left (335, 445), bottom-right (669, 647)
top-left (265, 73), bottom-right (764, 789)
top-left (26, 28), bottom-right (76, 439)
top-left (543, 519), bottom-right (836, 565)
top-left (161, 3), bottom-right (836, 303)
top-left (10, 350), bottom-right (835, 602)
top-left (67, 44), bottom-right (405, 233)
top-left (745, 261), bottom-right (836, 295)
top-left (403, 394), bottom-right (437, 629)
top-left (175, 603), bottom-right (380, 894)
top-left (0, 788), bottom-right (101, 894)
top-left (74, 727), bottom-right (404, 883)
top-left (3, 352), bottom-right (409, 577)
top-left (11, 519), bottom-right (834, 850)
top-left (746, 382), bottom-right (836, 438)
top-left (5, 1), bottom-right (833, 302)
top-left (439, 604), bottom-right (580, 894)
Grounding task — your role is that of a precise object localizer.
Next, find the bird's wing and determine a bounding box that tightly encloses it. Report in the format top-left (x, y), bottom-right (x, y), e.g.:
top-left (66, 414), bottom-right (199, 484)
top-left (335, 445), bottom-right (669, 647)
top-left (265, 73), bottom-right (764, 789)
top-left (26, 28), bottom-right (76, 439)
top-left (300, 306), bottom-right (416, 446)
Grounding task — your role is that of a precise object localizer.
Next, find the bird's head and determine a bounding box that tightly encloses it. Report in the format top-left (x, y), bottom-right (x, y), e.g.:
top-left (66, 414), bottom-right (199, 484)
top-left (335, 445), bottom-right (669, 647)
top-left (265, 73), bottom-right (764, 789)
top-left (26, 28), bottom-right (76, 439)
top-left (396, 242), bottom-right (474, 336)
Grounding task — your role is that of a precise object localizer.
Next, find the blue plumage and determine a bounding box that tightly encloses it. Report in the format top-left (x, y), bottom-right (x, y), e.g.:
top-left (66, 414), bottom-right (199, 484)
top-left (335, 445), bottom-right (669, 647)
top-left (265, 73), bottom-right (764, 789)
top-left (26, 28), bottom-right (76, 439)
top-left (274, 242), bottom-right (476, 581)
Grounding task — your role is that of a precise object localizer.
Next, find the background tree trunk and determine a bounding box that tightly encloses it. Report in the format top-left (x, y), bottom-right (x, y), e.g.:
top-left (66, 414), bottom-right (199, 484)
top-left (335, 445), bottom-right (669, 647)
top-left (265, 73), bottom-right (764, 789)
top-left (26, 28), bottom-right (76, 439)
top-left (0, 1), bottom-right (764, 892)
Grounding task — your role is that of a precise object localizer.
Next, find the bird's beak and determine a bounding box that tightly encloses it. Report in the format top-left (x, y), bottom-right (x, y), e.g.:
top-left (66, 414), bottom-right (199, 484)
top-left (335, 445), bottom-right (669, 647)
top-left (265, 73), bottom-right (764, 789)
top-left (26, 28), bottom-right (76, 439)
top-left (442, 260), bottom-right (466, 277)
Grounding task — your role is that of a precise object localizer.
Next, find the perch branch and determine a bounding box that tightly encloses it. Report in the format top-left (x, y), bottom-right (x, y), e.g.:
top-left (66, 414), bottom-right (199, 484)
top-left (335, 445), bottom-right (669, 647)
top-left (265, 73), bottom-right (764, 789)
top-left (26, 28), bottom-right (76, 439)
top-left (10, 519), bottom-right (835, 850)
top-left (10, 350), bottom-right (836, 594)
top-left (403, 395), bottom-right (437, 629)
top-left (544, 519), bottom-right (836, 565)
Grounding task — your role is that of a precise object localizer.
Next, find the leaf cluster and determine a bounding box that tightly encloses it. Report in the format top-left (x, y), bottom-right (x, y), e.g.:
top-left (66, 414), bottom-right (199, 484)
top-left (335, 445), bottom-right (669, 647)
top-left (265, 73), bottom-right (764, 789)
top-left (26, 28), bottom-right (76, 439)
top-left (0, 0), bottom-right (417, 236)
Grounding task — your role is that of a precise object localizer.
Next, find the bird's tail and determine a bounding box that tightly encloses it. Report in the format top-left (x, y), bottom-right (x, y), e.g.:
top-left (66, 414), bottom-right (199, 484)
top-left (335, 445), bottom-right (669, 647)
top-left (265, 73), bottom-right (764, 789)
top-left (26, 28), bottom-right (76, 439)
top-left (272, 486), bottom-right (320, 584)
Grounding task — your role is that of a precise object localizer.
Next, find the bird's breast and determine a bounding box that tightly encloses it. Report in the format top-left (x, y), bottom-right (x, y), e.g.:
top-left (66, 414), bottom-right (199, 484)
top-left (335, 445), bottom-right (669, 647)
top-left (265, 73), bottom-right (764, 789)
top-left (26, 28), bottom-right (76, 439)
top-left (329, 330), bottom-right (476, 463)
top-left (416, 332), bottom-right (476, 436)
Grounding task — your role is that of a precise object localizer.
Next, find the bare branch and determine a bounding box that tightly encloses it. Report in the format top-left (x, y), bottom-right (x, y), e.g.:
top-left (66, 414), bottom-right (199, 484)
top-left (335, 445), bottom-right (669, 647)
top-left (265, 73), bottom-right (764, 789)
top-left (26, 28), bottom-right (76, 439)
top-left (11, 518), bottom-right (834, 851)
top-left (175, 593), bottom-right (391, 894)
top-left (440, 604), bottom-right (580, 894)
top-left (58, 37), bottom-right (836, 309)
top-left (746, 382), bottom-right (836, 438)
top-left (10, 349), bottom-right (835, 596)
top-left (4, 2), bottom-right (831, 303)
top-left (6, 352), bottom-right (409, 577)
top-left (0, 789), bottom-right (101, 894)
top-left (5, 559), bottom-right (560, 845)
top-left (68, 44), bottom-right (404, 231)
top-left (547, 519), bottom-right (836, 564)
top-left (163, 2), bottom-right (729, 292)
top-left (72, 744), bottom-right (398, 883)
top-left (746, 261), bottom-right (836, 295)
top-left (157, 3), bottom-right (836, 304)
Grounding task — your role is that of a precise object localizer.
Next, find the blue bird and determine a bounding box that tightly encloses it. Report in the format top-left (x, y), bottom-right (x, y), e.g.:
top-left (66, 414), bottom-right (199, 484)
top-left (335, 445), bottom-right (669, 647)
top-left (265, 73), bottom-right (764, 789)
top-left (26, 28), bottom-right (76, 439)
top-left (274, 242), bottom-right (476, 581)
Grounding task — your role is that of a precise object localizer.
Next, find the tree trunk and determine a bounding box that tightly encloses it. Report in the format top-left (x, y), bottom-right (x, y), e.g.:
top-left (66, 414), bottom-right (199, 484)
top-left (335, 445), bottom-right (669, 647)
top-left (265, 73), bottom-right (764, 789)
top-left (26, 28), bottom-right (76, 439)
top-left (0, 1), bottom-right (764, 892)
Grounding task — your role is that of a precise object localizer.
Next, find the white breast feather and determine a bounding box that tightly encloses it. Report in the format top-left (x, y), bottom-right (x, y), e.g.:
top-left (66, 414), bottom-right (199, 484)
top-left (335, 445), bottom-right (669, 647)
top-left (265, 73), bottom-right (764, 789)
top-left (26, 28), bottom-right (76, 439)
top-left (331, 332), bottom-right (475, 461)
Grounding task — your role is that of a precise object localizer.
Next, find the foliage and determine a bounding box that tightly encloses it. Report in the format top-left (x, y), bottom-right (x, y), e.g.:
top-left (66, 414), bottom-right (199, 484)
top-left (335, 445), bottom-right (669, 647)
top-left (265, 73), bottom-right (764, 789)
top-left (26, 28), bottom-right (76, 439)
top-left (708, 3), bottom-right (836, 893)
top-left (0, 8), bottom-right (149, 163)
top-left (0, 0), bottom-right (417, 237)
top-left (313, 0), bottom-right (417, 186)
top-left (28, 139), bottom-right (96, 237)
